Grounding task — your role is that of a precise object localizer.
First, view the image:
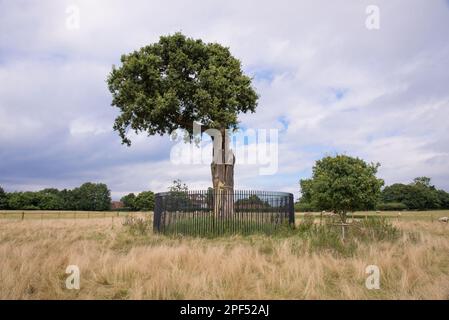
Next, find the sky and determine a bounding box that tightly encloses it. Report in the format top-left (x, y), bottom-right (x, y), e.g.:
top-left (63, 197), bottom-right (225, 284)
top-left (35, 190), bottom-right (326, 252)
top-left (1, 0), bottom-right (449, 200)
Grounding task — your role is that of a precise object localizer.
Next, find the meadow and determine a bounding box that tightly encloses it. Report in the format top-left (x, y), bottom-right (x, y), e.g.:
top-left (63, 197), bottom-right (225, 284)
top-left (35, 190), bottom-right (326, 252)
top-left (0, 210), bottom-right (448, 299)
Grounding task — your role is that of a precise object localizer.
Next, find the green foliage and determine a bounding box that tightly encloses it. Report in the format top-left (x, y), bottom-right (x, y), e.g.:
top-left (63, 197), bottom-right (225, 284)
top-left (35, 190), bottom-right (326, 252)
top-left (381, 177), bottom-right (448, 210)
top-left (2, 183), bottom-right (111, 211)
top-left (7, 192), bottom-right (41, 210)
top-left (107, 32), bottom-right (259, 146)
top-left (376, 202), bottom-right (408, 211)
top-left (300, 155), bottom-right (384, 222)
top-left (38, 188), bottom-right (64, 210)
top-left (310, 227), bottom-right (357, 256)
top-left (350, 217), bottom-right (400, 241)
top-left (72, 183), bottom-right (111, 211)
top-left (134, 191), bottom-right (155, 211)
top-left (293, 216), bottom-right (400, 256)
top-left (0, 186), bottom-right (8, 209)
top-left (299, 179), bottom-right (313, 203)
top-left (121, 193), bottom-right (137, 210)
top-left (436, 189), bottom-right (449, 209)
top-left (413, 177), bottom-right (432, 187)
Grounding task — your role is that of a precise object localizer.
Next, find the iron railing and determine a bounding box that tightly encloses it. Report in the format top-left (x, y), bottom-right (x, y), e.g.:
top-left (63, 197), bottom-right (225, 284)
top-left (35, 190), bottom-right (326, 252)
top-left (154, 190), bottom-right (295, 236)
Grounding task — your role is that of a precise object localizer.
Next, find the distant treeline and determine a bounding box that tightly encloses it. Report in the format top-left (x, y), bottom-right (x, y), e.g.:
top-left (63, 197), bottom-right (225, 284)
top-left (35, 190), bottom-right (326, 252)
top-left (0, 183), bottom-right (112, 211)
top-left (296, 177), bottom-right (449, 212)
top-left (0, 183), bottom-right (157, 211)
top-left (120, 192), bottom-right (155, 211)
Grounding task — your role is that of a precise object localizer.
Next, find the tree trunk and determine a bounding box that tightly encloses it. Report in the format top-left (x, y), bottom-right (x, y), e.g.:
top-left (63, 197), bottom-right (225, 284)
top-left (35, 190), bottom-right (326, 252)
top-left (210, 129), bottom-right (234, 218)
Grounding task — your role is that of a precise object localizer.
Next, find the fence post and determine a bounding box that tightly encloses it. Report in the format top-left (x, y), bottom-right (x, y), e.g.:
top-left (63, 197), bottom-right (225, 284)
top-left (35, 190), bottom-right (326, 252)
top-left (288, 194), bottom-right (295, 226)
top-left (22, 212), bottom-right (25, 221)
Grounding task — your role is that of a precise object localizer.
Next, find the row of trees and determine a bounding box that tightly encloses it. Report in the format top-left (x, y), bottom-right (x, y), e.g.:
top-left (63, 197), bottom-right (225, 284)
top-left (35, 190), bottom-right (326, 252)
top-left (380, 177), bottom-right (449, 210)
top-left (120, 191), bottom-right (155, 211)
top-left (119, 180), bottom-right (190, 211)
top-left (296, 155), bottom-right (449, 215)
top-left (0, 183), bottom-right (111, 211)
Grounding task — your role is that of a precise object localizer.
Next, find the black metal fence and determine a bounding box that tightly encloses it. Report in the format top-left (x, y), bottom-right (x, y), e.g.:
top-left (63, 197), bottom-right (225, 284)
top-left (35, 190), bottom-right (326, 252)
top-left (154, 190), bottom-right (295, 236)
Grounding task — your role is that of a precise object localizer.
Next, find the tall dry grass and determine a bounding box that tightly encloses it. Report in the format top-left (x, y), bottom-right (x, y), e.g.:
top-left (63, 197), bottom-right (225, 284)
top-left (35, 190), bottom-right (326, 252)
top-left (0, 218), bottom-right (448, 299)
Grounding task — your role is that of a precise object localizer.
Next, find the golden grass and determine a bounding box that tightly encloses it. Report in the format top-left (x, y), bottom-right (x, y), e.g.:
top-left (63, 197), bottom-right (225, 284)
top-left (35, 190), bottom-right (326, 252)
top-left (0, 217), bottom-right (448, 299)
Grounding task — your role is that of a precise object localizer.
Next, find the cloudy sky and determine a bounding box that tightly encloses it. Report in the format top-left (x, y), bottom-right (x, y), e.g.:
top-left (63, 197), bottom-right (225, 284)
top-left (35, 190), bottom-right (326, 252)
top-left (1, 0), bottom-right (449, 200)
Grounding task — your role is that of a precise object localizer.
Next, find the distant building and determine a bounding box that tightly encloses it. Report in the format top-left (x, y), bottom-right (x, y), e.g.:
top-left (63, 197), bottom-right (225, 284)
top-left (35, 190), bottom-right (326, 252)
top-left (111, 201), bottom-right (124, 210)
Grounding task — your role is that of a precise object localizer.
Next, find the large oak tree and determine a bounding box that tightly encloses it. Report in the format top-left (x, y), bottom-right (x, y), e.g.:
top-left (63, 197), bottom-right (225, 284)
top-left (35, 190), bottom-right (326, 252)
top-left (107, 33), bottom-right (258, 203)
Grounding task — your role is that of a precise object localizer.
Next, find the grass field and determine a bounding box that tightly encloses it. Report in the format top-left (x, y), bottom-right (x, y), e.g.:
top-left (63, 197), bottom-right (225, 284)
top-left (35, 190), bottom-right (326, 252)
top-left (296, 210), bottom-right (449, 222)
top-left (0, 210), bottom-right (146, 220)
top-left (0, 210), bottom-right (448, 299)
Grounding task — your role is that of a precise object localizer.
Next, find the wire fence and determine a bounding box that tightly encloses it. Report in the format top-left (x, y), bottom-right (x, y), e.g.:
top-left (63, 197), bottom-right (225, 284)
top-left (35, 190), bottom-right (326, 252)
top-left (154, 190), bottom-right (295, 236)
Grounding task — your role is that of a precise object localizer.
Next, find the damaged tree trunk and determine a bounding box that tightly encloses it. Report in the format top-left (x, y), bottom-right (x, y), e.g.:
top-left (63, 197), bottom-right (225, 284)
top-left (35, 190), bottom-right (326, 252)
top-left (210, 129), bottom-right (235, 218)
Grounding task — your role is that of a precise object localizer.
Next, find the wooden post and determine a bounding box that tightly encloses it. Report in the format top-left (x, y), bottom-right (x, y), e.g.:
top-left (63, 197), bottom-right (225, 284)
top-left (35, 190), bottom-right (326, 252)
top-left (22, 212), bottom-right (25, 221)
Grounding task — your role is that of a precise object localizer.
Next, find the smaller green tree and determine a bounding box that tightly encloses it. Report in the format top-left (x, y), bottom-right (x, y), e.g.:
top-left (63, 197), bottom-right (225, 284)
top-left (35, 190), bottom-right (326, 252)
top-left (134, 191), bottom-right (155, 211)
top-left (300, 155), bottom-right (384, 223)
top-left (72, 183), bottom-right (111, 211)
top-left (121, 193), bottom-right (137, 210)
top-left (381, 177), bottom-right (442, 210)
top-left (37, 189), bottom-right (64, 210)
top-left (7, 191), bottom-right (41, 210)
